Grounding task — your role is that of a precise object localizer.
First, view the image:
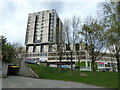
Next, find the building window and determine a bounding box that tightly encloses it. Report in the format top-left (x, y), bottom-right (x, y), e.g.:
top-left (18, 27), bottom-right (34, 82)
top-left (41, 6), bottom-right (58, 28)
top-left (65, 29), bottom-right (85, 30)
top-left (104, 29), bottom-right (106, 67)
top-left (51, 20), bottom-right (53, 23)
top-left (42, 16), bottom-right (44, 20)
top-left (51, 13), bottom-right (54, 16)
top-left (49, 35), bottom-right (53, 41)
top-left (40, 45), bottom-right (44, 52)
top-left (51, 23), bottom-right (53, 26)
top-left (40, 53), bottom-right (47, 56)
top-left (105, 63), bottom-right (111, 67)
top-left (41, 23), bottom-right (43, 26)
top-left (26, 46), bottom-right (29, 53)
top-left (98, 64), bottom-right (104, 67)
top-left (50, 31), bottom-right (53, 34)
top-left (29, 54), bottom-right (32, 57)
top-left (33, 46), bottom-right (36, 52)
top-left (66, 44), bottom-right (70, 51)
top-left (66, 57), bottom-right (75, 60)
top-left (40, 34), bottom-right (43, 37)
top-left (33, 54), bottom-right (36, 56)
top-left (36, 54), bottom-right (39, 56)
top-left (40, 37), bottom-right (42, 42)
top-left (50, 27), bottom-right (53, 29)
top-left (48, 58), bottom-right (55, 60)
top-left (75, 44), bottom-right (79, 51)
top-left (51, 16), bottom-right (54, 19)
top-left (40, 33), bottom-right (43, 41)
top-left (41, 30), bottom-right (43, 32)
top-left (49, 45), bottom-right (52, 52)
top-left (42, 19), bottom-right (44, 22)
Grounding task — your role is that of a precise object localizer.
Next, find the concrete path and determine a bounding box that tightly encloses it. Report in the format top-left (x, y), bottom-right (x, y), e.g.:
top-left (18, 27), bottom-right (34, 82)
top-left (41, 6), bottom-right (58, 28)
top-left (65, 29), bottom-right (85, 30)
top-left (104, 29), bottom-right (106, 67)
top-left (2, 76), bottom-right (105, 88)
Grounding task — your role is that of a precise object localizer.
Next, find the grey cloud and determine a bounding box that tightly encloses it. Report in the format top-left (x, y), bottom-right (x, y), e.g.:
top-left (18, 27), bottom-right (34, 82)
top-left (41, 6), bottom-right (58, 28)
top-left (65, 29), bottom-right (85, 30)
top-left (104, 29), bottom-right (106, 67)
top-left (28, 2), bottom-right (65, 13)
top-left (46, 2), bottom-right (65, 13)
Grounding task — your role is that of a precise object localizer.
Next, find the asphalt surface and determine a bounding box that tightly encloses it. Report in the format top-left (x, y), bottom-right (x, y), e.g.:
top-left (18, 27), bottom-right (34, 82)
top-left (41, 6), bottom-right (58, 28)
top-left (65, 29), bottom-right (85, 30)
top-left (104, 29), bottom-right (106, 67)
top-left (0, 70), bottom-right (2, 90)
top-left (0, 78), bottom-right (2, 90)
top-left (2, 76), bottom-right (104, 88)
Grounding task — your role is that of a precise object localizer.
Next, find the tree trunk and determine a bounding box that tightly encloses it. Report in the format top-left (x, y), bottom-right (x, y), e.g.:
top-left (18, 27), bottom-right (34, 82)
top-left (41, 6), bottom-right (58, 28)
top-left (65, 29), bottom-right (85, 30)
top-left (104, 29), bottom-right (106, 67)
top-left (59, 51), bottom-right (62, 70)
top-left (70, 51), bottom-right (73, 73)
top-left (91, 57), bottom-right (96, 72)
top-left (76, 50), bottom-right (80, 70)
top-left (116, 53), bottom-right (120, 72)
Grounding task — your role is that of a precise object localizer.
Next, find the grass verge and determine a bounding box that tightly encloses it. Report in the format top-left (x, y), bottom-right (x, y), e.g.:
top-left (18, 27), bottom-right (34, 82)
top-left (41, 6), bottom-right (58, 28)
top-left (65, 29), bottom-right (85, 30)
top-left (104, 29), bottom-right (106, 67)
top-left (28, 64), bottom-right (118, 88)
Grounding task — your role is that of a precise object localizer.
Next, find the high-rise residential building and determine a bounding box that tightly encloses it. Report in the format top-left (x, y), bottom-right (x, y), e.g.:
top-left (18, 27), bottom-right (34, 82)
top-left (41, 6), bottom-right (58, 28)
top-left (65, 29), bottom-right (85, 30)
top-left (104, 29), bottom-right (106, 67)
top-left (25, 9), bottom-right (63, 62)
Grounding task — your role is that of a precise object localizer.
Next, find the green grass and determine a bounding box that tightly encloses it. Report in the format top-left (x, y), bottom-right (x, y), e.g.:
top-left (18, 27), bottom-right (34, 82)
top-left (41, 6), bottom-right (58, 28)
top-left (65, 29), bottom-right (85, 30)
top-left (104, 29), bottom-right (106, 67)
top-left (28, 64), bottom-right (118, 88)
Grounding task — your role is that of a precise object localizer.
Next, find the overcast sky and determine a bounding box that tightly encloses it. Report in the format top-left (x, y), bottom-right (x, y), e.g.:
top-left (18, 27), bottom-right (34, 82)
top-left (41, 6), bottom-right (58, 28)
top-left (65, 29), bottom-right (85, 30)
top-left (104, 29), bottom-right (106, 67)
top-left (0, 0), bottom-right (105, 46)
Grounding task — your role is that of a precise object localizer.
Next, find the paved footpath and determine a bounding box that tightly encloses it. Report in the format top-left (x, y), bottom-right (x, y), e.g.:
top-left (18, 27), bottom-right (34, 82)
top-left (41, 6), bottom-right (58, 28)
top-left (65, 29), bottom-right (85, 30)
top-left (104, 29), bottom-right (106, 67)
top-left (2, 76), bottom-right (104, 88)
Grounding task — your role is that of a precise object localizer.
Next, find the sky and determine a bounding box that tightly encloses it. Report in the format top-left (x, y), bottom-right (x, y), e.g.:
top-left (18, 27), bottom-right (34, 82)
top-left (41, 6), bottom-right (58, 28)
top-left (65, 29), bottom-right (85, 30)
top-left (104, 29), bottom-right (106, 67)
top-left (0, 0), bottom-right (105, 46)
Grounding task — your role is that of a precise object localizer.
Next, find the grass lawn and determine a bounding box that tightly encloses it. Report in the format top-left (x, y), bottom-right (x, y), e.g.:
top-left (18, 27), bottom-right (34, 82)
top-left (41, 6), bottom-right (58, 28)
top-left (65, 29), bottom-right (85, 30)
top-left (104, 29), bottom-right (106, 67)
top-left (28, 64), bottom-right (118, 88)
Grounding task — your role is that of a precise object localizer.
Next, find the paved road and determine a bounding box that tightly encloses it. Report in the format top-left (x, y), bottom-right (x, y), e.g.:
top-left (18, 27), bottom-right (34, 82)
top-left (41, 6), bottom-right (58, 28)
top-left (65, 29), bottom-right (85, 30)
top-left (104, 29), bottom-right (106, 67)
top-left (0, 77), bottom-right (2, 90)
top-left (2, 76), bottom-right (104, 88)
top-left (0, 70), bottom-right (2, 90)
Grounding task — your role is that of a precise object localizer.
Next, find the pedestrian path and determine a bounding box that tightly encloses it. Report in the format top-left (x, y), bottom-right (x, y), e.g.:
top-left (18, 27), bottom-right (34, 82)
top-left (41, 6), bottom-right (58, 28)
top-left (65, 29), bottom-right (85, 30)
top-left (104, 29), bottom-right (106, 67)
top-left (2, 76), bottom-right (104, 88)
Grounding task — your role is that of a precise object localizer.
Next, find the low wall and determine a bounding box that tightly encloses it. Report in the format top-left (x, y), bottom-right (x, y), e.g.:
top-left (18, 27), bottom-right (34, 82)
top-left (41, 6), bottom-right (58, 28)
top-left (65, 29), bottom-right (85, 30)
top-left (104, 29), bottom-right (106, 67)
top-left (17, 61), bottom-right (38, 78)
top-left (0, 60), bottom-right (2, 90)
top-left (2, 61), bottom-right (8, 78)
top-left (0, 60), bottom-right (2, 78)
top-left (1, 60), bottom-right (38, 78)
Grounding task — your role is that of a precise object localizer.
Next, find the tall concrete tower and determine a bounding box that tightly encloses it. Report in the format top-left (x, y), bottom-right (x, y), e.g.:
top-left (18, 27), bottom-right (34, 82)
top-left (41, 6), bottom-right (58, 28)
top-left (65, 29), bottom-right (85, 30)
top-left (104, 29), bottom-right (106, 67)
top-left (25, 9), bottom-right (63, 61)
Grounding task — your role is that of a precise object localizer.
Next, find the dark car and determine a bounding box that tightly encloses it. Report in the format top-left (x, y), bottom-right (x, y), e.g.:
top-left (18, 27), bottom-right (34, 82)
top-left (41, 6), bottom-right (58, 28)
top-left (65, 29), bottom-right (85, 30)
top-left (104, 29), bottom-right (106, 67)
top-left (25, 60), bottom-right (37, 64)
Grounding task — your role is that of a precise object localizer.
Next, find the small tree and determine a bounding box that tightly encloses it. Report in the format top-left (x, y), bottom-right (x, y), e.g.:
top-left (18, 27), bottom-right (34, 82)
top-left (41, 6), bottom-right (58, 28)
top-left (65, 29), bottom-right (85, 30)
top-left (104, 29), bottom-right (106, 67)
top-left (80, 17), bottom-right (106, 72)
top-left (99, 2), bottom-right (120, 71)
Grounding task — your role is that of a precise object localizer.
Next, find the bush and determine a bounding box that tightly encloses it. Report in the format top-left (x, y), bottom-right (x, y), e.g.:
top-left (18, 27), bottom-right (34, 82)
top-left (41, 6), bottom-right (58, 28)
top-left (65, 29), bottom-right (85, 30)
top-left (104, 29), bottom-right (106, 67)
top-left (1, 36), bottom-right (16, 63)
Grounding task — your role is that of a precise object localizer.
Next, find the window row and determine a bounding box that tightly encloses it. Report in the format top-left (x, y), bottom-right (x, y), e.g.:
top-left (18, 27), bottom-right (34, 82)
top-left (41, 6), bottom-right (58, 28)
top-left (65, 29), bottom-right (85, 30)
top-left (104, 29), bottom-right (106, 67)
top-left (26, 53), bottom-right (48, 57)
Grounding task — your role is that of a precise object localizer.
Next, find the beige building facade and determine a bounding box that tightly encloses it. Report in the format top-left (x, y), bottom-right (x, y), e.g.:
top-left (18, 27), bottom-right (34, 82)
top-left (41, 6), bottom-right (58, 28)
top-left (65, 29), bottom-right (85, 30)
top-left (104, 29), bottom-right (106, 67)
top-left (25, 9), bottom-right (63, 62)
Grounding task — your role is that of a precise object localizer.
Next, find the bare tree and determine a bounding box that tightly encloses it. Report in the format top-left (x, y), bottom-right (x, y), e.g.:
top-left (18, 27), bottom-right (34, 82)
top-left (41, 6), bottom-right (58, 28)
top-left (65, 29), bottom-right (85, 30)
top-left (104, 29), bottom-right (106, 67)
top-left (63, 16), bottom-right (81, 73)
top-left (12, 42), bottom-right (25, 59)
top-left (56, 24), bottom-right (64, 69)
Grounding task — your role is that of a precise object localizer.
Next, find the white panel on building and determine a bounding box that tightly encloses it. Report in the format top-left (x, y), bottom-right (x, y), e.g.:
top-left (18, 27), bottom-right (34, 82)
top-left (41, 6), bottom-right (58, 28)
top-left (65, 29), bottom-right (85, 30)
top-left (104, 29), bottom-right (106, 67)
top-left (44, 13), bottom-right (49, 20)
top-left (36, 46), bottom-right (40, 52)
top-left (29, 23), bottom-right (35, 29)
top-left (28, 46), bottom-right (33, 53)
top-left (44, 21), bottom-right (49, 27)
top-left (44, 45), bottom-right (48, 52)
top-left (28, 29), bottom-right (34, 35)
top-left (30, 14), bottom-right (36, 22)
top-left (28, 36), bottom-right (33, 43)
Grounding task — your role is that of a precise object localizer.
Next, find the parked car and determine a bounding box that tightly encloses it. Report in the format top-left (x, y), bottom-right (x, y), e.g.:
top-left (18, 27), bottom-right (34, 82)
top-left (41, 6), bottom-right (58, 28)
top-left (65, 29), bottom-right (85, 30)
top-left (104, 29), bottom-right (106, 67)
top-left (25, 60), bottom-right (37, 64)
top-left (101, 68), bottom-right (110, 71)
top-left (58, 65), bottom-right (70, 69)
